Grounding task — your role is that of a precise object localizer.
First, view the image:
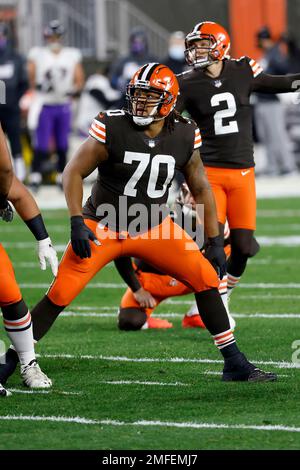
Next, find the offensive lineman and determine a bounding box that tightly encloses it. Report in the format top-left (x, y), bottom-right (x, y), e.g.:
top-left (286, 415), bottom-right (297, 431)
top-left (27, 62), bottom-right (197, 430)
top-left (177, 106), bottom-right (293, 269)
top-left (1, 64), bottom-right (276, 384)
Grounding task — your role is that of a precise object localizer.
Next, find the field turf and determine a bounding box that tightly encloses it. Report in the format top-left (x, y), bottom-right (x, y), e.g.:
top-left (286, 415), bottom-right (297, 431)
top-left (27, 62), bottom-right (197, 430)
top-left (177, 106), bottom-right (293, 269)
top-left (0, 197), bottom-right (300, 450)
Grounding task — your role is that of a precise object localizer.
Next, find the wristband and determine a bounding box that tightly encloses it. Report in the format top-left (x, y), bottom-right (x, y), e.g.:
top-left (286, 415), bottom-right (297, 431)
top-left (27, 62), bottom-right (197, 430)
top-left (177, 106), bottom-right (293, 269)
top-left (25, 214), bottom-right (49, 241)
top-left (207, 234), bottom-right (223, 246)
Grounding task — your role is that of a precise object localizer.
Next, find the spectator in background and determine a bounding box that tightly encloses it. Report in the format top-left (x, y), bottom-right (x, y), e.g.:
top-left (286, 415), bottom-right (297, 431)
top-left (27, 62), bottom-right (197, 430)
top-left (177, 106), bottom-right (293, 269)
top-left (76, 67), bottom-right (121, 136)
top-left (0, 22), bottom-right (28, 182)
top-left (27, 20), bottom-right (85, 190)
top-left (109, 27), bottom-right (157, 107)
top-left (254, 26), bottom-right (298, 176)
top-left (163, 31), bottom-right (188, 74)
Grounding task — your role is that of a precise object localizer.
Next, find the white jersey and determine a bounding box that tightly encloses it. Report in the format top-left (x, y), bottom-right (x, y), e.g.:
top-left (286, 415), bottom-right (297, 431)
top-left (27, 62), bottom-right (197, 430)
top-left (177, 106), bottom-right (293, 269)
top-left (76, 74), bottom-right (121, 134)
top-left (28, 46), bottom-right (82, 105)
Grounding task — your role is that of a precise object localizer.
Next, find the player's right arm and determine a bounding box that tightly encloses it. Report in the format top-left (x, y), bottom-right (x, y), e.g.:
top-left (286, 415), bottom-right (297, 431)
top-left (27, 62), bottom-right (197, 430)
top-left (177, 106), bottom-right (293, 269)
top-left (63, 135), bottom-right (108, 258)
top-left (114, 257), bottom-right (156, 309)
top-left (0, 124), bottom-right (14, 219)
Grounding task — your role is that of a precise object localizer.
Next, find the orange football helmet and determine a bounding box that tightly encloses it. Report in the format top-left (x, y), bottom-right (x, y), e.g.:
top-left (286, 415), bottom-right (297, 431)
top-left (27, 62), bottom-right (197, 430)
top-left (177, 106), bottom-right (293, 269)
top-left (126, 62), bottom-right (179, 126)
top-left (185, 21), bottom-right (231, 68)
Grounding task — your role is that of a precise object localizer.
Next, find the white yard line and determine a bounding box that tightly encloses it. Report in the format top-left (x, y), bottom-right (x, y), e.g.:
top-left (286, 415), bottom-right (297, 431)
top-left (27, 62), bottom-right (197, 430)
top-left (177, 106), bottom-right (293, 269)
top-left (98, 380), bottom-right (188, 387)
top-left (7, 389), bottom-right (81, 395)
top-left (60, 311), bottom-right (300, 319)
top-left (37, 353), bottom-right (300, 369)
top-left (17, 282), bottom-right (300, 289)
top-left (0, 415), bottom-right (300, 433)
top-left (257, 210), bottom-right (300, 217)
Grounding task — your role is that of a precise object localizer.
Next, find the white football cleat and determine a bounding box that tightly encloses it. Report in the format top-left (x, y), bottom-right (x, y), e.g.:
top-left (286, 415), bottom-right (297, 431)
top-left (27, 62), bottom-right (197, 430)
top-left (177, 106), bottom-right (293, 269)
top-left (21, 360), bottom-right (52, 389)
top-left (0, 382), bottom-right (12, 397)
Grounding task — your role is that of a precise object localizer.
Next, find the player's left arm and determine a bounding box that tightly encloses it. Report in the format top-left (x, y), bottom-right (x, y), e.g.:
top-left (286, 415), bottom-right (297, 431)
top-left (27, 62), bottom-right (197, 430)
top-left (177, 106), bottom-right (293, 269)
top-left (251, 71), bottom-right (300, 94)
top-left (7, 175), bottom-right (58, 276)
top-left (183, 149), bottom-right (226, 277)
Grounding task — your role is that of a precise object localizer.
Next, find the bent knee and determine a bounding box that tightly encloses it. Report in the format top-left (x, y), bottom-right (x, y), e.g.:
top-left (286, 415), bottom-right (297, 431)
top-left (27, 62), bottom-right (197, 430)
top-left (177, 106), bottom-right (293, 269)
top-left (118, 307), bottom-right (147, 331)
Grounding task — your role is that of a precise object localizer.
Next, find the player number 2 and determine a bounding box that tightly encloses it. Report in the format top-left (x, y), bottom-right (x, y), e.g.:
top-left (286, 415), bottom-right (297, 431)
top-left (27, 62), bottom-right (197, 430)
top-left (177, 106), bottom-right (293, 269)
top-left (123, 152), bottom-right (175, 198)
top-left (211, 92), bottom-right (239, 135)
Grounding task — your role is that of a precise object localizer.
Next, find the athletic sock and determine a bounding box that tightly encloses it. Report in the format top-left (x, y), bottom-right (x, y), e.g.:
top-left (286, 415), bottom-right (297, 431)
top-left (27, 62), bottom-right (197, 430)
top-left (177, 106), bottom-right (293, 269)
top-left (2, 300), bottom-right (35, 366)
top-left (227, 273), bottom-right (241, 297)
top-left (195, 288), bottom-right (240, 359)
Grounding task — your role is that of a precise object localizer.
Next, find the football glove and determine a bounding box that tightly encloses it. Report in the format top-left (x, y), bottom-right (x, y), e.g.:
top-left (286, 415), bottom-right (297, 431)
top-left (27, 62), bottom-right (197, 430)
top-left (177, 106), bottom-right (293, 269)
top-left (204, 235), bottom-right (227, 279)
top-left (0, 200), bottom-right (13, 223)
top-left (38, 237), bottom-right (58, 276)
top-left (71, 216), bottom-right (101, 259)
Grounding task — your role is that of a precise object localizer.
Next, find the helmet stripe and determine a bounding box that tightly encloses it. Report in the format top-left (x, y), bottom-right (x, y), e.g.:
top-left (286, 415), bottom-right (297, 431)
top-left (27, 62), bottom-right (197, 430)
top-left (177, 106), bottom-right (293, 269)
top-left (140, 62), bottom-right (159, 81)
top-left (137, 64), bottom-right (149, 80)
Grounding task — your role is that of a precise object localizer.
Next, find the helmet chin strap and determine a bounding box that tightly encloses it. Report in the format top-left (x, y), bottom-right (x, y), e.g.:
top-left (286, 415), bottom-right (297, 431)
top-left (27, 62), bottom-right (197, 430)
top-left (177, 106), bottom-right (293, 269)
top-left (132, 104), bottom-right (161, 127)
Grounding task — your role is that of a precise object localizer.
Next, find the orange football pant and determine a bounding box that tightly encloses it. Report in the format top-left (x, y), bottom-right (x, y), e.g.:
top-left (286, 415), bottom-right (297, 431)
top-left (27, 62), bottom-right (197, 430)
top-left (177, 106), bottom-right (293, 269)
top-left (48, 217), bottom-right (219, 307)
top-left (205, 166), bottom-right (256, 230)
top-left (0, 243), bottom-right (22, 307)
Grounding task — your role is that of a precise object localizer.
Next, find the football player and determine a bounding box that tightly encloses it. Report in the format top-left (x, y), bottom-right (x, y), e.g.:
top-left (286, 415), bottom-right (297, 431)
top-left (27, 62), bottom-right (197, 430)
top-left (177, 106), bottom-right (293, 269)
top-left (0, 124), bottom-right (57, 396)
top-left (28, 20), bottom-right (85, 189)
top-left (1, 64), bottom-right (276, 384)
top-left (177, 21), bottom-right (300, 298)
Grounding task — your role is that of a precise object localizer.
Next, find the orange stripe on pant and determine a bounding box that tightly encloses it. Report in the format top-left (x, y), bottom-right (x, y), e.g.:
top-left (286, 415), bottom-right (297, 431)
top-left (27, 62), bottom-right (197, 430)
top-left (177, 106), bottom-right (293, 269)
top-left (48, 217), bottom-right (219, 307)
top-left (205, 166), bottom-right (256, 230)
top-left (0, 243), bottom-right (22, 307)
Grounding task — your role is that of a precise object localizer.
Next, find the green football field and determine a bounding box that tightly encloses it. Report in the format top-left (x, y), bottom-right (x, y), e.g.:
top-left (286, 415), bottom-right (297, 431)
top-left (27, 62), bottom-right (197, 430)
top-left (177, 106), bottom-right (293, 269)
top-left (0, 197), bottom-right (300, 450)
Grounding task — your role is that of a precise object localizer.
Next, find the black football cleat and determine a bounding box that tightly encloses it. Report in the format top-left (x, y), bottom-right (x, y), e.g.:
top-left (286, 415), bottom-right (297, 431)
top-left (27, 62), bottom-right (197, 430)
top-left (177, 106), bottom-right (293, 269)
top-left (222, 352), bottom-right (277, 382)
top-left (0, 348), bottom-right (19, 385)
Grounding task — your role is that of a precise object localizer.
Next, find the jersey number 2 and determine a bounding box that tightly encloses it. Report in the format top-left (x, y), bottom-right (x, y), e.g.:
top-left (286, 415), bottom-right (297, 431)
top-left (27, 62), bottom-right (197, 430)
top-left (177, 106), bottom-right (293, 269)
top-left (123, 152), bottom-right (175, 198)
top-left (211, 92), bottom-right (239, 135)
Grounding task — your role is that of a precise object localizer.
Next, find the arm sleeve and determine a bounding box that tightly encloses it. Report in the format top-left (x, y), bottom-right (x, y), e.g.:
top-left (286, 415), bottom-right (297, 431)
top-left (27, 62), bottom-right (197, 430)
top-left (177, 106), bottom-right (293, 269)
top-left (251, 72), bottom-right (300, 93)
top-left (114, 257), bottom-right (141, 292)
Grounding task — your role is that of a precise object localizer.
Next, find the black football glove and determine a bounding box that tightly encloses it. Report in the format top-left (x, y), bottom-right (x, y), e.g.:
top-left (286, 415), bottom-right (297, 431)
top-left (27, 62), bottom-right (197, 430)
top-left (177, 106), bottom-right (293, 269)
top-left (0, 200), bottom-right (13, 223)
top-left (204, 234), bottom-right (227, 279)
top-left (70, 216), bottom-right (101, 259)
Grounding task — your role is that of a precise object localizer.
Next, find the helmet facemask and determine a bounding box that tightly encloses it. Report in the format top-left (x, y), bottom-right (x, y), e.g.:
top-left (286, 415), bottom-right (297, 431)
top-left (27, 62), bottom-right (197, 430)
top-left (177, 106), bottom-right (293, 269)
top-left (126, 82), bottom-right (174, 126)
top-left (185, 35), bottom-right (220, 69)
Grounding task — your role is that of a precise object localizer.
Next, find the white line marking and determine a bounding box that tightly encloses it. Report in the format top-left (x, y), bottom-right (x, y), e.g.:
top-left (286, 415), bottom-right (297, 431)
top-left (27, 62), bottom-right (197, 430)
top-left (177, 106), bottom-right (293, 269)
top-left (37, 353), bottom-right (300, 369)
top-left (18, 282), bottom-right (300, 290)
top-left (249, 259), bottom-right (300, 265)
top-left (1, 415), bottom-right (300, 433)
top-left (8, 389), bottom-right (81, 395)
top-left (99, 380), bottom-right (188, 386)
top-left (257, 236), bottom-right (300, 247)
top-left (238, 295), bottom-right (300, 300)
top-left (257, 210), bottom-right (300, 218)
top-left (61, 311), bottom-right (300, 320)
top-left (3, 237), bottom-right (300, 250)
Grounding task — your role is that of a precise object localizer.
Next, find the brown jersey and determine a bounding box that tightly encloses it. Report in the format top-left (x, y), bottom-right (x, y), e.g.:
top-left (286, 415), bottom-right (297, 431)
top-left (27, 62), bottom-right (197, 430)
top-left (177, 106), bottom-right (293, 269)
top-left (83, 110), bottom-right (201, 232)
top-left (177, 56), bottom-right (300, 169)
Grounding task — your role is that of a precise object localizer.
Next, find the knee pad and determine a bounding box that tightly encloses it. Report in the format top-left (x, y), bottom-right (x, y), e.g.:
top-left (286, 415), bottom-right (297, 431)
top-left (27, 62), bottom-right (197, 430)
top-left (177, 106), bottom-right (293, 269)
top-left (118, 307), bottom-right (147, 331)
